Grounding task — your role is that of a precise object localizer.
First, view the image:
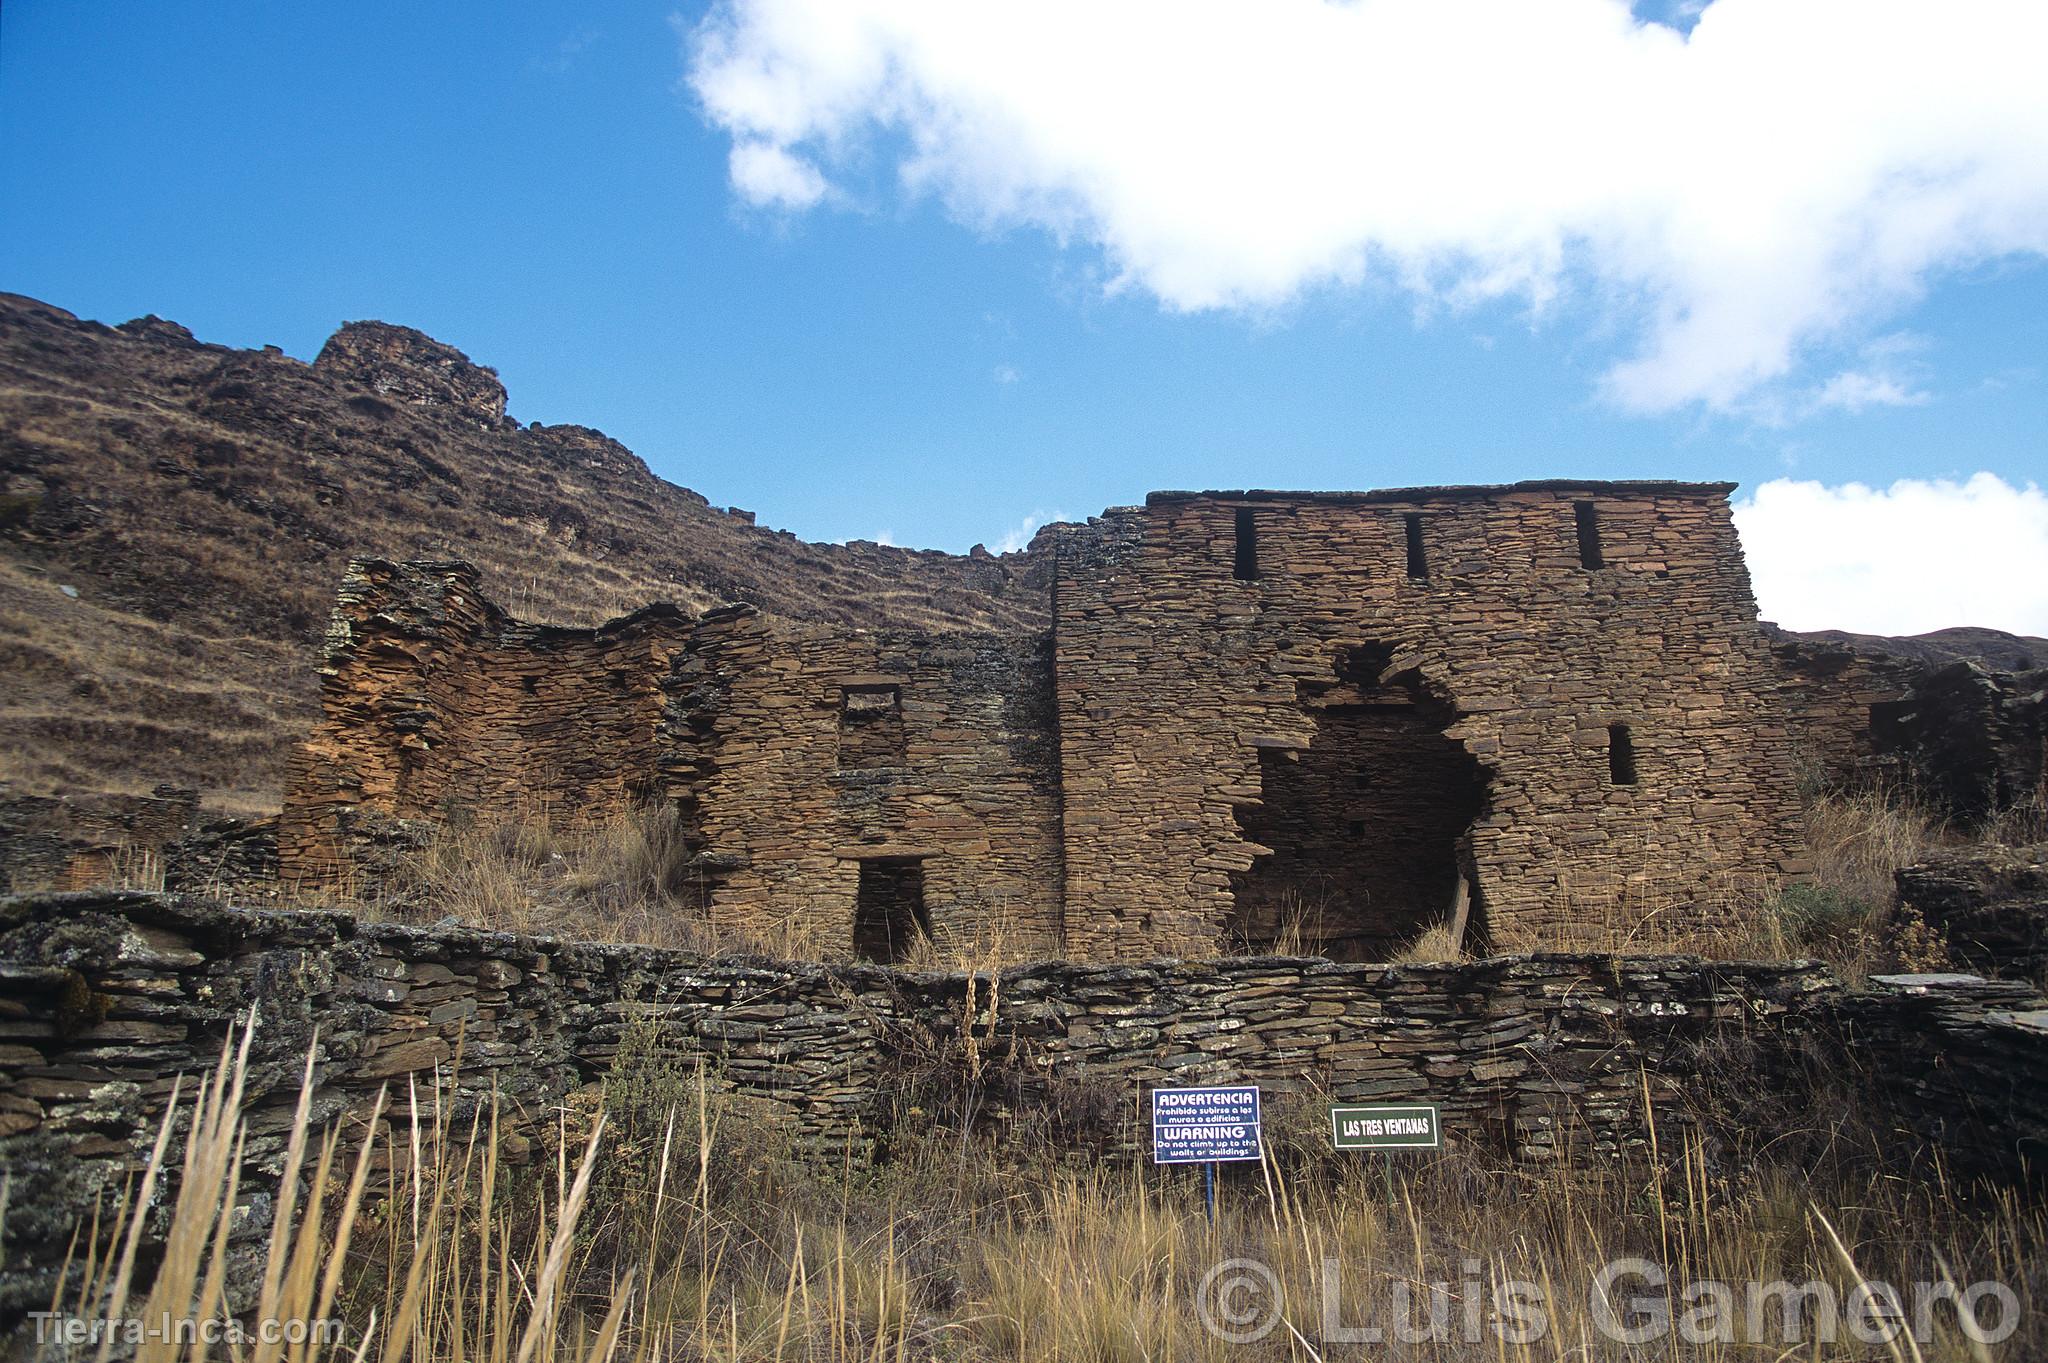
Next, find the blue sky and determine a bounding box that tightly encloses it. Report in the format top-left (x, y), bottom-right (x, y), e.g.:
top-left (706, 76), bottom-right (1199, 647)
top-left (4, 1), bottom-right (2045, 632)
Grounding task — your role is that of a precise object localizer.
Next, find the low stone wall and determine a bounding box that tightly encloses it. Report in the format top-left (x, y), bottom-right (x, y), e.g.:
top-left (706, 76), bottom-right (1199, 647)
top-left (1898, 845), bottom-right (2048, 982)
top-left (3, 891), bottom-right (2044, 1311)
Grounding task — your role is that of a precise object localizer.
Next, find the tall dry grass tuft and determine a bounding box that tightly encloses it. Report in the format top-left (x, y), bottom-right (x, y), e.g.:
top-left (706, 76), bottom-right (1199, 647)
top-left (1803, 787), bottom-right (1949, 908)
top-left (41, 1009), bottom-right (2043, 1362)
top-left (52, 1014), bottom-right (638, 1363)
top-left (381, 802), bottom-right (723, 952)
top-left (1715, 788), bottom-right (1958, 980)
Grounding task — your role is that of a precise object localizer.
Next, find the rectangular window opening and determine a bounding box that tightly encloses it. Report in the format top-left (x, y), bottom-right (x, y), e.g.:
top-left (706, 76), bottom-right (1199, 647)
top-left (837, 684), bottom-right (905, 769)
top-left (854, 858), bottom-right (929, 963)
top-left (1574, 501), bottom-right (1605, 569)
top-left (1233, 507), bottom-right (1258, 581)
top-left (1868, 699), bottom-right (1912, 748)
top-left (1607, 723), bottom-right (1638, 786)
top-left (1404, 513), bottom-right (1428, 579)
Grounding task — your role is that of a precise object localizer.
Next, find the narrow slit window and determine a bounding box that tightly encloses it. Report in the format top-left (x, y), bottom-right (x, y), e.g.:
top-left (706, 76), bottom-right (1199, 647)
top-left (1607, 723), bottom-right (1638, 786)
top-left (1574, 501), bottom-right (1604, 569)
top-left (1404, 513), bottom-right (1428, 579)
top-left (1233, 507), bottom-right (1258, 581)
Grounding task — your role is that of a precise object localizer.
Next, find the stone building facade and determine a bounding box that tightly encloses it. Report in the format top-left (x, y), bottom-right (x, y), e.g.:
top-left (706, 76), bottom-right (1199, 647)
top-left (280, 480), bottom-right (1814, 959)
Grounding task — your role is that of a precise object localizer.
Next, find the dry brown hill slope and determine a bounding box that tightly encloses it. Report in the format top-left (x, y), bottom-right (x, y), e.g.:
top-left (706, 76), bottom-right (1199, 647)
top-left (0, 293), bottom-right (1048, 816)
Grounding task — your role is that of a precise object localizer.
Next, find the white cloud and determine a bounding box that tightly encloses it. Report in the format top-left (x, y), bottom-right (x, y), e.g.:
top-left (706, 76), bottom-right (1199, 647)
top-left (1733, 473), bottom-right (2048, 635)
top-left (992, 509), bottom-right (1066, 554)
top-left (688, 0), bottom-right (2048, 412)
top-left (992, 363), bottom-right (1021, 385)
top-left (727, 139), bottom-right (828, 209)
top-left (1806, 369), bottom-right (1925, 415)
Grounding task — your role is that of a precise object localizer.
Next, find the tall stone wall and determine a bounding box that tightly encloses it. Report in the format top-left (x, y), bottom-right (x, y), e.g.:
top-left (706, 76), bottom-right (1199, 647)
top-left (1050, 484), bottom-right (1809, 957)
top-left (279, 559), bottom-right (696, 882)
top-left (280, 481), bottom-right (1815, 960)
top-left (5, 891), bottom-right (2043, 1312)
top-left (1769, 635), bottom-right (2047, 826)
top-left (656, 610), bottom-right (1065, 956)
top-left (280, 563), bottom-right (1065, 958)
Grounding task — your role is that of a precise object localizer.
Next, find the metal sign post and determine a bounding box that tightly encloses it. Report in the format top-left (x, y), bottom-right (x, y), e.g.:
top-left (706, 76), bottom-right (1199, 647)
top-left (1152, 1084), bottom-right (1262, 1225)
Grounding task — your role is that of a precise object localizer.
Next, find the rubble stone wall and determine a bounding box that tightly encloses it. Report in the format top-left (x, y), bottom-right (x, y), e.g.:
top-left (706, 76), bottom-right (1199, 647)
top-left (278, 560), bottom-right (695, 882)
top-left (1768, 636), bottom-right (1920, 790)
top-left (1050, 485), bottom-right (1809, 956)
top-left (5, 892), bottom-right (2043, 1311)
top-left (1769, 637), bottom-right (2046, 826)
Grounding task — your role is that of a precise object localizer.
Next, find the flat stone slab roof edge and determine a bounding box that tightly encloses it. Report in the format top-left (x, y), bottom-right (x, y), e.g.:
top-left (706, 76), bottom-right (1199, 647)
top-left (1146, 479), bottom-right (1740, 506)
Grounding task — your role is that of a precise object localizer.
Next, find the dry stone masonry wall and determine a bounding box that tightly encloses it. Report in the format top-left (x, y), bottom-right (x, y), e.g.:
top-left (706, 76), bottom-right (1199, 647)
top-left (278, 560), bottom-right (695, 882)
top-left (282, 480), bottom-right (1830, 961)
top-left (4, 891), bottom-right (2044, 1311)
top-left (1049, 484), bottom-right (1808, 956)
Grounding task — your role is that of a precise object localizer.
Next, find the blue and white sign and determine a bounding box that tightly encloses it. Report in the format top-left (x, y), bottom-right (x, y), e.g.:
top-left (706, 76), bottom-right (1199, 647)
top-left (1151, 1084), bottom-right (1263, 1164)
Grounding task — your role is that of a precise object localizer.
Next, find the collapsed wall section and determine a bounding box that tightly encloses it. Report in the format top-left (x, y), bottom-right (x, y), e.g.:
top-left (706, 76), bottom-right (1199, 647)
top-left (279, 562), bottom-right (1064, 954)
top-left (1050, 483), bottom-right (1810, 957)
top-left (278, 560), bottom-right (694, 884)
top-left (1772, 634), bottom-right (2048, 827)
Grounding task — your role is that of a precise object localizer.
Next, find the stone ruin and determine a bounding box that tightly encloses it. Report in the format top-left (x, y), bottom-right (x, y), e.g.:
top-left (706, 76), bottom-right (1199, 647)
top-left (4, 888), bottom-right (2044, 1312)
top-left (277, 479), bottom-right (1823, 959)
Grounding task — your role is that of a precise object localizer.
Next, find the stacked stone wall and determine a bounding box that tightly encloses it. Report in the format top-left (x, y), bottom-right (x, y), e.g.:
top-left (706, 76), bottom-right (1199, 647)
top-left (280, 481), bottom-right (1816, 959)
top-left (1051, 484), bottom-right (1809, 957)
top-left (0, 786), bottom-right (201, 893)
top-left (656, 612), bottom-right (1064, 956)
top-left (278, 560), bottom-right (695, 882)
top-left (4, 892), bottom-right (2044, 1311)
top-left (1769, 636), bottom-right (1919, 789)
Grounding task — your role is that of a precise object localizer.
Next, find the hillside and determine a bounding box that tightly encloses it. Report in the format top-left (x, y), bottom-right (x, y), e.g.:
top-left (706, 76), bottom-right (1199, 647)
top-left (0, 293), bottom-right (1048, 817)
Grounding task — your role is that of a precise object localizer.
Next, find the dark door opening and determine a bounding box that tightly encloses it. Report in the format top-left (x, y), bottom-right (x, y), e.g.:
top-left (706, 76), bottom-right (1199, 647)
top-left (1231, 656), bottom-right (1487, 961)
top-left (853, 857), bottom-right (930, 963)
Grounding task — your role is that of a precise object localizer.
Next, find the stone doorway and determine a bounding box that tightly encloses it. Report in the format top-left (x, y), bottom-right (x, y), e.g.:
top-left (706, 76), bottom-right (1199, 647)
top-left (853, 856), bottom-right (931, 963)
top-left (1231, 649), bottom-right (1488, 960)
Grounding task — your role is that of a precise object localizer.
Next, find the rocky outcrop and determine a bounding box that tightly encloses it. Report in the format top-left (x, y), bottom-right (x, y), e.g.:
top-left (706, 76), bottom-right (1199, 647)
top-left (1897, 845), bottom-right (2048, 981)
top-left (313, 321), bottom-right (509, 427)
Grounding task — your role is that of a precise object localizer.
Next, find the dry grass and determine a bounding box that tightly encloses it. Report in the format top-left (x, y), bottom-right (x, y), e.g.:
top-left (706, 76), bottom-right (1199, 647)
top-left (363, 787), bottom-right (1989, 978)
top-left (1803, 786), bottom-right (1950, 908)
top-left (1721, 789), bottom-right (1959, 981)
top-left (49, 1012), bottom-right (2044, 1362)
top-left (1392, 922), bottom-right (1468, 964)
top-left (376, 805), bottom-right (1057, 967)
top-left (371, 802), bottom-right (719, 952)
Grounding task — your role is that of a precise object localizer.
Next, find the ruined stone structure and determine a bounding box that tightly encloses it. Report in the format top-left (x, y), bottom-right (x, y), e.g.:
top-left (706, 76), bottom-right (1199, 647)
top-left (281, 480), bottom-right (1813, 959)
top-left (1774, 632), bottom-right (2047, 827)
top-left (4, 890), bottom-right (2044, 1309)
